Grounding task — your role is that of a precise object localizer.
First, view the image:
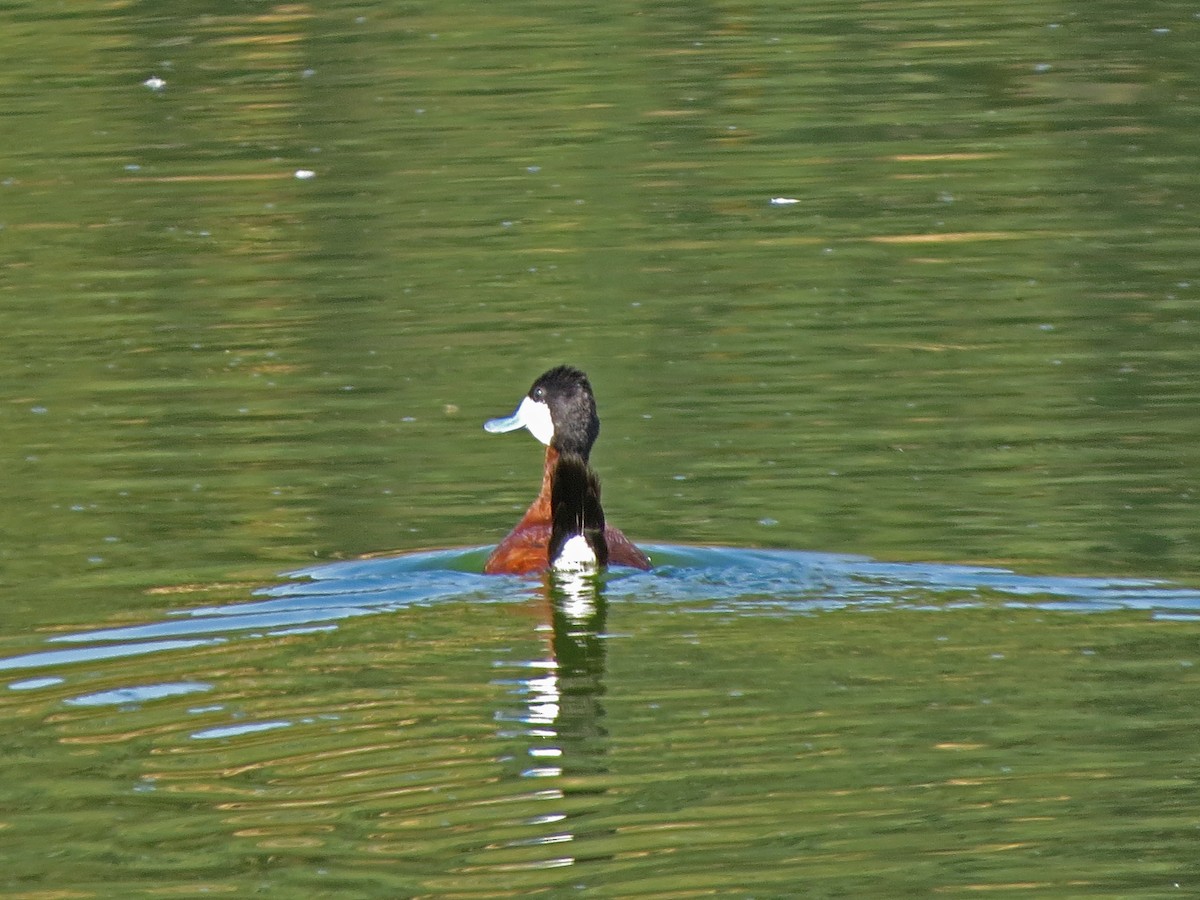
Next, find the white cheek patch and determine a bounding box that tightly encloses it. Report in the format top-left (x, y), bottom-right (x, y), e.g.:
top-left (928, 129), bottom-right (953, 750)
top-left (484, 395), bottom-right (556, 446)
top-left (518, 396), bottom-right (555, 446)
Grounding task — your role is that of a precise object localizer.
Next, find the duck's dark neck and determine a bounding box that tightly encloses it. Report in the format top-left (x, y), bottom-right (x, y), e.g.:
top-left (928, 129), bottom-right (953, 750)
top-left (550, 435), bottom-right (592, 461)
top-left (549, 451), bottom-right (608, 567)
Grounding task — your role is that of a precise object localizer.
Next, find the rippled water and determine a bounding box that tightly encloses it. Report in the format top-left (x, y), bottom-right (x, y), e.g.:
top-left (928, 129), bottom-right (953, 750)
top-left (10, 545), bottom-right (1200, 676)
top-left (4, 0), bottom-right (1200, 895)
top-left (5, 550), bottom-right (1200, 894)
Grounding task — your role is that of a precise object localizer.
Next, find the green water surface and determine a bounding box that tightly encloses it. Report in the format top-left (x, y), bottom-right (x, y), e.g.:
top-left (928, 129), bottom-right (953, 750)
top-left (1, 0), bottom-right (1199, 896)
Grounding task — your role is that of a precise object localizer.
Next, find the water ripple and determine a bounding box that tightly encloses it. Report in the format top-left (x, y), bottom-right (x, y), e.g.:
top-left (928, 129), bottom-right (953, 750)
top-left (3, 545), bottom-right (1198, 677)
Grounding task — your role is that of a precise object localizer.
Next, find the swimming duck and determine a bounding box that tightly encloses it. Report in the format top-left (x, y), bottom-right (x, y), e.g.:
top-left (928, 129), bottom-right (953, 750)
top-left (482, 366), bottom-right (652, 575)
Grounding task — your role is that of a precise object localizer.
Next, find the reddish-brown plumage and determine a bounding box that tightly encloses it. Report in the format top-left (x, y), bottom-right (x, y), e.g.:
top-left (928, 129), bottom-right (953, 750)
top-left (605, 528), bottom-right (652, 570)
top-left (484, 446), bottom-right (650, 575)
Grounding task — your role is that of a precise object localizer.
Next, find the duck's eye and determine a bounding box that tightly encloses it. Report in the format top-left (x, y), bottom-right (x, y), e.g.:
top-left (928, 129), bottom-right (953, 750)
top-left (532, 387), bottom-right (546, 401)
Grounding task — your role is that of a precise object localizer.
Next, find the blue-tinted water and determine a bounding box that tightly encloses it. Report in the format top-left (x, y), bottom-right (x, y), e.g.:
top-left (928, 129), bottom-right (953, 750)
top-left (6, 551), bottom-right (1200, 895)
top-left (5, 548), bottom-right (1199, 676)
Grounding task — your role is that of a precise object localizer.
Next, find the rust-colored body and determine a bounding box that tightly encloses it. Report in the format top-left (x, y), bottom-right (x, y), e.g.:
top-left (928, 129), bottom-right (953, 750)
top-left (484, 446), bottom-right (651, 575)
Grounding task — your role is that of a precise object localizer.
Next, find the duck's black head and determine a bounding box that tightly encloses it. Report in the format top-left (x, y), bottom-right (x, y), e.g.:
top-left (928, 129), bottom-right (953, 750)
top-left (483, 365), bottom-right (600, 458)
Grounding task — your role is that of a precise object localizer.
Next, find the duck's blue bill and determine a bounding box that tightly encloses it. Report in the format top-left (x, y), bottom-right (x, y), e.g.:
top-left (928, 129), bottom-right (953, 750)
top-left (484, 410), bottom-right (524, 433)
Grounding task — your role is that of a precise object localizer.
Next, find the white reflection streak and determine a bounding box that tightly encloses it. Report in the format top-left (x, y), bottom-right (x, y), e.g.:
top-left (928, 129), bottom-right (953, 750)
top-left (522, 665), bottom-right (564, 778)
top-left (500, 568), bottom-right (605, 871)
top-left (554, 569), bottom-right (597, 621)
top-left (523, 671), bottom-right (560, 726)
top-left (508, 642), bottom-right (575, 865)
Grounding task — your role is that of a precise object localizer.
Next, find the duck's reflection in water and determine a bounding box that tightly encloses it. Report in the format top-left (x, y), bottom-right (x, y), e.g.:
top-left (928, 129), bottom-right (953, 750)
top-left (491, 571), bottom-right (614, 870)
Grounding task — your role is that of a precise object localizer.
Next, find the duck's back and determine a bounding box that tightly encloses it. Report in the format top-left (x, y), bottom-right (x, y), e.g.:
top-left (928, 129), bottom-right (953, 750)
top-left (484, 451), bottom-right (650, 574)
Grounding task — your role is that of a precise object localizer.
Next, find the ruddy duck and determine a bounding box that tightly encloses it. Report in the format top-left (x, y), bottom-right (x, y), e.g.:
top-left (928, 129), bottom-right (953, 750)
top-left (482, 366), bottom-right (652, 575)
